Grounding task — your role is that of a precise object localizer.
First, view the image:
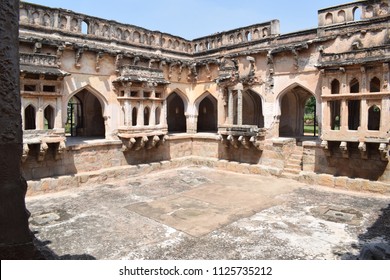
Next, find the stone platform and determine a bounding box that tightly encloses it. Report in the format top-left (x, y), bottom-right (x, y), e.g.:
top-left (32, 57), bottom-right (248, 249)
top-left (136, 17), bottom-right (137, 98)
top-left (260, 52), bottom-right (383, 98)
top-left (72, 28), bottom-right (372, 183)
top-left (26, 167), bottom-right (390, 260)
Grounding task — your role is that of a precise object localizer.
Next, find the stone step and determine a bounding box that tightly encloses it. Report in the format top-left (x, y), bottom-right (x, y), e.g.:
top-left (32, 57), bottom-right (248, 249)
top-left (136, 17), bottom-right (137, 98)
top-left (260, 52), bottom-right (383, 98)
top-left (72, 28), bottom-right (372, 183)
top-left (286, 163), bottom-right (301, 170)
top-left (280, 172), bottom-right (300, 180)
top-left (290, 154), bottom-right (303, 160)
top-left (288, 158), bottom-right (301, 164)
top-left (283, 167), bottom-right (301, 174)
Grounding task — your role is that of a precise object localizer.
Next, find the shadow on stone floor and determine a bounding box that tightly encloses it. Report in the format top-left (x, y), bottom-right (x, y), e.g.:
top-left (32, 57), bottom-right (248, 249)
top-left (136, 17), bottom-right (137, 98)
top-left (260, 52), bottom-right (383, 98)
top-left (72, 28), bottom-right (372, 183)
top-left (32, 231), bottom-right (96, 260)
top-left (347, 204), bottom-right (390, 260)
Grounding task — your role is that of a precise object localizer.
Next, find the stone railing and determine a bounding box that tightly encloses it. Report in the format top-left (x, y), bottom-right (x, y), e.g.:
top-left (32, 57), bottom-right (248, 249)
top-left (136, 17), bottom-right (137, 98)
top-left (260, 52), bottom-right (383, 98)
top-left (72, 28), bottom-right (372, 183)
top-left (192, 20), bottom-right (280, 53)
top-left (19, 2), bottom-right (192, 54)
top-left (20, 2), bottom-right (280, 55)
top-left (20, 52), bottom-right (58, 67)
top-left (318, 0), bottom-right (389, 27)
top-left (319, 46), bottom-right (390, 67)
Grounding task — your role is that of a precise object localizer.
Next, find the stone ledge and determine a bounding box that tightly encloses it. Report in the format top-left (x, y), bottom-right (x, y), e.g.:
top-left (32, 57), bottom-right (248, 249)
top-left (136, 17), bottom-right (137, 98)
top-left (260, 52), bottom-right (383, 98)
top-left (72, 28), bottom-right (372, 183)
top-left (298, 171), bottom-right (390, 195)
top-left (26, 156), bottom-right (390, 196)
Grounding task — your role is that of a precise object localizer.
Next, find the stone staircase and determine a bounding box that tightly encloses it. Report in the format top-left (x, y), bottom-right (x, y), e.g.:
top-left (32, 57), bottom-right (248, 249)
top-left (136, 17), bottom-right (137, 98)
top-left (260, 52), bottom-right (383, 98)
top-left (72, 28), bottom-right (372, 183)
top-left (282, 145), bottom-right (303, 178)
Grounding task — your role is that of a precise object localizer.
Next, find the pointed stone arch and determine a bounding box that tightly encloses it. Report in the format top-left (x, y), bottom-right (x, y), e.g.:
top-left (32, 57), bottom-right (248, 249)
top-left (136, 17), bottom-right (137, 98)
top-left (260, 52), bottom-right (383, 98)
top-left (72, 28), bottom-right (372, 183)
top-left (24, 104), bottom-right (36, 130)
top-left (65, 85), bottom-right (107, 137)
top-left (167, 90), bottom-right (187, 133)
top-left (277, 83), bottom-right (317, 137)
top-left (44, 104), bottom-right (55, 129)
top-left (195, 92), bottom-right (218, 133)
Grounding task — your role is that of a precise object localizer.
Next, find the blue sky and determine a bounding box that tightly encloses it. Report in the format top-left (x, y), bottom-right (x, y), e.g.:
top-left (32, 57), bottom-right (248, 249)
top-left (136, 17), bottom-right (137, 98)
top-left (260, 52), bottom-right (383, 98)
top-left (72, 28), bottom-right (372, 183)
top-left (24, 0), bottom-right (353, 39)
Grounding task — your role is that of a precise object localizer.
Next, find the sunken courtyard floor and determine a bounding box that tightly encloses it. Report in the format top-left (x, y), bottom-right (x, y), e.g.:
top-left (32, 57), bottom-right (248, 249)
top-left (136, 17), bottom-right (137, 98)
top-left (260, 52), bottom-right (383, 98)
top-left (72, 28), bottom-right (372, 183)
top-left (26, 167), bottom-right (390, 260)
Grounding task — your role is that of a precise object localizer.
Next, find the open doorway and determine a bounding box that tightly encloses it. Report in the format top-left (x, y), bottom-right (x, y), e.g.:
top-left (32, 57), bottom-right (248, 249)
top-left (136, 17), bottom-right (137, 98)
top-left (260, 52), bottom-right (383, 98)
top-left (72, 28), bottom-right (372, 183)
top-left (279, 85), bottom-right (316, 138)
top-left (197, 95), bottom-right (217, 132)
top-left (167, 92), bottom-right (186, 133)
top-left (66, 89), bottom-right (105, 137)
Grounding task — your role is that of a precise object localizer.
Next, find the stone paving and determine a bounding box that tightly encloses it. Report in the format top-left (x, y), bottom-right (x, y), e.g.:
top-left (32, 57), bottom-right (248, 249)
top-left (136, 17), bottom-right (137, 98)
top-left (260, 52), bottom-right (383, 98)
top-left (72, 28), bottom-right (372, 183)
top-left (25, 167), bottom-right (390, 260)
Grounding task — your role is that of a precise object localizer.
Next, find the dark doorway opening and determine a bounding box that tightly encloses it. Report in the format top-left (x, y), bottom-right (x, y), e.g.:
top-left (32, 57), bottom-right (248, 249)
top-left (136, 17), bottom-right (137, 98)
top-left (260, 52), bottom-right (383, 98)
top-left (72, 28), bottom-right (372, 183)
top-left (197, 95), bottom-right (217, 132)
top-left (167, 92), bottom-right (186, 133)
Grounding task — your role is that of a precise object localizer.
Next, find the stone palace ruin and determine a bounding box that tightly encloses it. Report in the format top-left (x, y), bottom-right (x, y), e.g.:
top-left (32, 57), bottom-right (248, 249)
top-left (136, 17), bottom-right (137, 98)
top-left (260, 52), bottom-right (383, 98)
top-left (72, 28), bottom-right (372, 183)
top-left (18, 0), bottom-right (390, 194)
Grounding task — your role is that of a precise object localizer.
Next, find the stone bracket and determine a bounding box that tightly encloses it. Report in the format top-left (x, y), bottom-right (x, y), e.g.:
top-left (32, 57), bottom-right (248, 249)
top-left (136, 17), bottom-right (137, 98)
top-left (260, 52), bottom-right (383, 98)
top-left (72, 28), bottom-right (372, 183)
top-left (321, 140), bottom-right (331, 156)
top-left (379, 143), bottom-right (389, 161)
top-left (37, 142), bottom-right (48, 162)
top-left (340, 141), bottom-right (349, 159)
top-left (22, 143), bottom-right (29, 163)
top-left (250, 136), bottom-right (265, 151)
top-left (120, 134), bottom-right (166, 152)
top-left (358, 142), bottom-right (368, 160)
top-left (54, 140), bottom-right (66, 160)
top-left (220, 134), bottom-right (264, 150)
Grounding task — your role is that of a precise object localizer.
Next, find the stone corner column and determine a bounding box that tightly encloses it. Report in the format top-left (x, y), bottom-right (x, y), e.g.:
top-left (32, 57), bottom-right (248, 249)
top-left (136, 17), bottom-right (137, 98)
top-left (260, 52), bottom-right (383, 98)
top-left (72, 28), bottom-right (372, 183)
top-left (0, 0), bottom-right (37, 259)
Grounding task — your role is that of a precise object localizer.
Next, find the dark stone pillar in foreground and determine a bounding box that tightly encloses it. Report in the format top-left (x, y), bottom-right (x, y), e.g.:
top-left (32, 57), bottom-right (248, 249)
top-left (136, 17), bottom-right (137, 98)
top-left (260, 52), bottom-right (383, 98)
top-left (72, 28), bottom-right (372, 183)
top-left (0, 0), bottom-right (35, 259)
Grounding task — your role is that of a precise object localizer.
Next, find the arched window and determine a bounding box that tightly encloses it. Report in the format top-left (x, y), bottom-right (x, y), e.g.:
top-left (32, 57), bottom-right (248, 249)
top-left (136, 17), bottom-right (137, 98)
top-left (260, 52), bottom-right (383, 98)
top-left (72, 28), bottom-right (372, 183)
top-left (132, 107), bottom-right (137, 126)
top-left (379, 3), bottom-right (389, 15)
top-left (116, 28), bottom-right (123, 40)
top-left (24, 105), bottom-right (36, 130)
top-left (365, 5), bottom-right (374, 18)
top-left (133, 31), bottom-right (141, 43)
top-left (331, 79), bottom-right (340, 94)
top-left (370, 77), bottom-right (381, 92)
top-left (338, 10), bottom-right (346, 22)
top-left (350, 78), bottom-right (360, 93)
top-left (81, 21), bottom-right (89, 34)
top-left (262, 27), bottom-right (269, 37)
top-left (167, 93), bottom-right (186, 133)
top-left (155, 107), bottom-right (161, 125)
top-left (368, 105), bottom-right (381, 130)
top-left (353, 7), bottom-right (362, 20)
top-left (246, 31), bottom-right (252, 41)
top-left (32, 11), bottom-right (40, 25)
top-left (229, 35), bottom-right (235, 44)
top-left (144, 107), bottom-right (150, 126)
top-left (43, 14), bottom-right (51, 27)
top-left (325, 13), bottom-right (334, 24)
top-left (44, 105), bottom-right (55, 129)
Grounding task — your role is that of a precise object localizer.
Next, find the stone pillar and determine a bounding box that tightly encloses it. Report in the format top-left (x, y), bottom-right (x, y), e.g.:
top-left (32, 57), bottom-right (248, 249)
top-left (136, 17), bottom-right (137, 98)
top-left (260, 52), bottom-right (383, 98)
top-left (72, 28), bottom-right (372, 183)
top-left (360, 99), bottom-right (368, 131)
top-left (150, 102), bottom-right (156, 126)
top-left (228, 88), bottom-right (233, 125)
top-left (322, 101), bottom-right (331, 130)
top-left (36, 97), bottom-right (44, 130)
top-left (124, 100), bottom-right (131, 126)
top-left (383, 63), bottom-right (389, 91)
top-left (361, 66), bottom-right (367, 93)
top-left (185, 114), bottom-right (197, 134)
top-left (0, 0), bottom-right (36, 259)
top-left (237, 89), bottom-right (243, 125)
top-left (162, 100), bottom-right (167, 126)
top-left (138, 101), bottom-right (144, 126)
top-left (160, 100), bottom-right (167, 126)
top-left (55, 97), bottom-right (62, 128)
top-left (340, 100), bottom-right (348, 131)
